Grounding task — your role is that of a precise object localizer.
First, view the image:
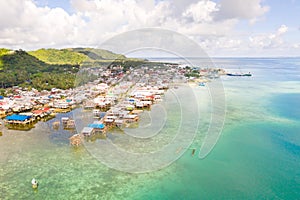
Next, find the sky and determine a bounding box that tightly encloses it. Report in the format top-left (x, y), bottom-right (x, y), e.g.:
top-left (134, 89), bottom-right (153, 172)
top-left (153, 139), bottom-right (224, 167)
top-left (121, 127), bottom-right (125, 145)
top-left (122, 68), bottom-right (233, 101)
top-left (0, 0), bottom-right (299, 57)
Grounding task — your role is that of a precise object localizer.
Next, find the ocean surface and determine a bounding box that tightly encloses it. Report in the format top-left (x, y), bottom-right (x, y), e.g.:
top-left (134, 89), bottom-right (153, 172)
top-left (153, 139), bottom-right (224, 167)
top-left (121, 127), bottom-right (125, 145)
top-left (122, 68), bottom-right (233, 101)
top-left (0, 58), bottom-right (300, 199)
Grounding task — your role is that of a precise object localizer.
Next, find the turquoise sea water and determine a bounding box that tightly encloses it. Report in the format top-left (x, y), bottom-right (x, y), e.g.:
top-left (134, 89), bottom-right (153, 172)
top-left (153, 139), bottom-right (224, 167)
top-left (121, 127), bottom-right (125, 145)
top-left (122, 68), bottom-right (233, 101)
top-left (0, 58), bottom-right (300, 199)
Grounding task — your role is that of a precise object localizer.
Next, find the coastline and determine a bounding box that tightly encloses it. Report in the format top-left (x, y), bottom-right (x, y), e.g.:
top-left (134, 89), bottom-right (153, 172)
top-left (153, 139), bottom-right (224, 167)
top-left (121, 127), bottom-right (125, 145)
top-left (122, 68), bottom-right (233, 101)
top-left (0, 57), bottom-right (299, 199)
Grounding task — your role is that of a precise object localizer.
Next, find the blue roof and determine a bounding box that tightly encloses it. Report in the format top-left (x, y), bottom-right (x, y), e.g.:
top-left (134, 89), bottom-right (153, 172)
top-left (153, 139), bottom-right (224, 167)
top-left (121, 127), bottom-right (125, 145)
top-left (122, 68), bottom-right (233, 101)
top-left (6, 114), bottom-right (31, 121)
top-left (88, 123), bottom-right (105, 129)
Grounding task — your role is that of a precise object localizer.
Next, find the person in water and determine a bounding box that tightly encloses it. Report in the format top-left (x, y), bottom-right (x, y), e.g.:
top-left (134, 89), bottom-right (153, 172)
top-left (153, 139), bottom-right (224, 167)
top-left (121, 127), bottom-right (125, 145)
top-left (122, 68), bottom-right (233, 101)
top-left (31, 178), bottom-right (38, 189)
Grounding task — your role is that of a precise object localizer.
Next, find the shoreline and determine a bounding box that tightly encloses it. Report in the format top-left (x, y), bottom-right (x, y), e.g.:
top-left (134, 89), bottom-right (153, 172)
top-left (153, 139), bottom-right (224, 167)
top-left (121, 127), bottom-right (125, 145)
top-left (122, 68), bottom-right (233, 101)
top-left (0, 61), bottom-right (226, 135)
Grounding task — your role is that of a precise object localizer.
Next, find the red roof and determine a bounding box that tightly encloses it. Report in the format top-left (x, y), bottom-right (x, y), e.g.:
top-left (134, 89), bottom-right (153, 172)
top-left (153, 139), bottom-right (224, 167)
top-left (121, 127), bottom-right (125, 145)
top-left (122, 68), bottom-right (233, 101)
top-left (146, 95), bottom-right (154, 99)
top-left (32, 110), bottom-right (44, 114)
top-left (43, 107), bottom-right (50, 111)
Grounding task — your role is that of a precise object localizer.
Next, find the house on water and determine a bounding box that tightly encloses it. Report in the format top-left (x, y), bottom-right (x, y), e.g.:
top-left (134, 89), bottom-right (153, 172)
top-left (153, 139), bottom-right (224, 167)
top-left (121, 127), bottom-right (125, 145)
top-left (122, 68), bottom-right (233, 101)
top-left (5, 114), bottom-right (35, 125)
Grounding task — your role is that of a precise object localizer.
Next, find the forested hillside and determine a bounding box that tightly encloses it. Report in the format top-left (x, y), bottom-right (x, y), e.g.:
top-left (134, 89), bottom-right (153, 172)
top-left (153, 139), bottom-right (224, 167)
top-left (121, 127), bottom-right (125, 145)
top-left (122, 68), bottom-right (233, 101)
top-left (0, 50), bottom-right (78, 90)
top-left (0, 48), bottom-right (147, 91)
top-left (28, 48), bottom-right (88, 65)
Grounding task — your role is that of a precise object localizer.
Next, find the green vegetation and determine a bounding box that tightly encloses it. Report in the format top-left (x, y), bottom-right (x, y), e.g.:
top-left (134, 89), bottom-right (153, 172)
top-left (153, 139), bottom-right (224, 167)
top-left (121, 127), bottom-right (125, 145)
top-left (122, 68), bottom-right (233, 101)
top-left (109, 60), bottom-right (148, 72)
top-left (28, 48), bottom-right (145, 65)
top-left (30, 72), bottom-right (76, 90)
top-left (0, 50), bottom-right (79, 90)
top-left (70, 48), bottom-right (126, 61)
top-left (29, 48), bottom-right (88, 65)
top-left (0, 47), bottom-right (149, 91)
top-left (184, 69), bottom-right (200, 78)
top-left (0, 48), bottom-right (12, 70)
top-left (0, 48), bottom-right (10, 56)
top-left (184, 73), bottom-right (200, 78)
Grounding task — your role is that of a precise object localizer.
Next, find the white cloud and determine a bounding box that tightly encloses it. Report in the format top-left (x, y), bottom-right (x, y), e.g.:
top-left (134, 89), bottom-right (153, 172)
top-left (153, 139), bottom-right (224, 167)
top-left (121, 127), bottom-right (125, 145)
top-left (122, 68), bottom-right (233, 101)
top-left (249, 25), bottom-right (289, 49)
top-left (277, 24), bottom-right (288, 35)
top-left (216, 0), bottom-right (269, 23)
top-left (293, 43), bottom-right (300, 49)
top-left (183, 1), bottom-right (218, 23)
top-left (0, 0), bottom-right (238, 50)
top-left (1, 0), bottom-right (297, 57)
top-left (0, 0), bottom-right (85, 49)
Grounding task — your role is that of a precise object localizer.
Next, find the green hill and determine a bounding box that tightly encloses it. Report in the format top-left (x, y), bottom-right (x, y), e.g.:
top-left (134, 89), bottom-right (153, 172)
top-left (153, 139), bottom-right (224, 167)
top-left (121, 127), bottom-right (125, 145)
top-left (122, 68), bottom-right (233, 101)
top-left (28, 48), bottom-right (88, 65)
top-left (28, 48), bottom-right (134, 65)
top-left (0, 48), bottom-right (13, 69)
top-left (0, 48), bottom-right (11, 56)
top-left (28, 48), bottom-right (144, 65)
top-left (0, 47), bottom-right (148, 91)
top-left (69, 48), bottom-right (126, 61)
top-left (0, 50), bottom-right (78, 90)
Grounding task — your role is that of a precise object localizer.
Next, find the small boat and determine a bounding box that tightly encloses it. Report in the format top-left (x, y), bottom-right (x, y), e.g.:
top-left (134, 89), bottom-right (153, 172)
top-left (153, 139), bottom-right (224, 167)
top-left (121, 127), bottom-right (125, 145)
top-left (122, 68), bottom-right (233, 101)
top-left (192, 149), bottom-right (196, 156)
top-left (227, 72), bottom-right (252, 77)
top-left (31, 178), bottom-right (38, 189)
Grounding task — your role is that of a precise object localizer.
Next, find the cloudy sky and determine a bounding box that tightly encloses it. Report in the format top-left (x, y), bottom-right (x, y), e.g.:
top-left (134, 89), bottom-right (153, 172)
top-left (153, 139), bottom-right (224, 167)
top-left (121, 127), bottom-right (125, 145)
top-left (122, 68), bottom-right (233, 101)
top-left (0, 0), bottom-right (299, 57)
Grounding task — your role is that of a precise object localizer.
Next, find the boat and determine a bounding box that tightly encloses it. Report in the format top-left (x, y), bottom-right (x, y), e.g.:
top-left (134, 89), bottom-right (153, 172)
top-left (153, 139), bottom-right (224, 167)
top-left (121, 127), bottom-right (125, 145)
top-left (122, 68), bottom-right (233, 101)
top-left (227, 72), bottom-right (252, 77)
top-left (31, 178), bottom-right (38, 189)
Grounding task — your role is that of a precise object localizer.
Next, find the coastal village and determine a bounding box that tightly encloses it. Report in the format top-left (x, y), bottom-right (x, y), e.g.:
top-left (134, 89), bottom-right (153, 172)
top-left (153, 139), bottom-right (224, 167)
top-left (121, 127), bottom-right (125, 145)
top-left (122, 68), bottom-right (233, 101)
top-left (0, 62), bottom-right (227, 146)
